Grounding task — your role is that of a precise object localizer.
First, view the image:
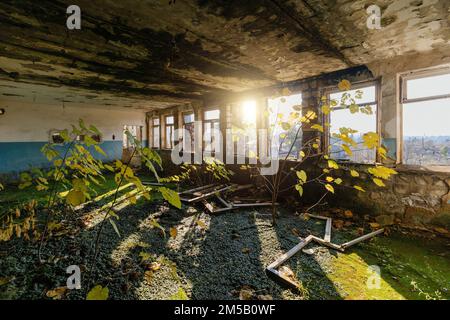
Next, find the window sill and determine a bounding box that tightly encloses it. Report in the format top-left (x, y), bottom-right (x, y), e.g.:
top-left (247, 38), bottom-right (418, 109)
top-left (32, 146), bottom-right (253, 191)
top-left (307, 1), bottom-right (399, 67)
top-left (394, 164), bottom-right (450, 174)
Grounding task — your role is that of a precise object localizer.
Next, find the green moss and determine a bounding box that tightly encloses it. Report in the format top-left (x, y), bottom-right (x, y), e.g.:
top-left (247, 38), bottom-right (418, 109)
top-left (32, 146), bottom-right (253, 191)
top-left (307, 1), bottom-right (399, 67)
top-left (327, 233), bottom-right (450, 300)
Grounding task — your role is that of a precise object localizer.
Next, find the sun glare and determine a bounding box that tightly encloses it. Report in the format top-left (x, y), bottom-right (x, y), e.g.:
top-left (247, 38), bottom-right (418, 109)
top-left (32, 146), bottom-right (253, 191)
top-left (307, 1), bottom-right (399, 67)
top-left (241, 100), bottom-right (257, 124)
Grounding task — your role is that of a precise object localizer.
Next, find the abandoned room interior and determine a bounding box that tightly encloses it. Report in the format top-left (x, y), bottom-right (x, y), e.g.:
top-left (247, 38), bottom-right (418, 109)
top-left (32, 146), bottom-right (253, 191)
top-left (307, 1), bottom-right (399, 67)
top-left (0, 0), bottom-right (449, 302)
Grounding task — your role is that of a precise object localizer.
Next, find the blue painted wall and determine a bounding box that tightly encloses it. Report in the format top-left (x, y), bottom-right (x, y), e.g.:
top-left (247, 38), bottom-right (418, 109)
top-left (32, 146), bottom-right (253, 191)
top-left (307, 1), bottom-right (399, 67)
top-left (0, 141), bottom-right (123, 173)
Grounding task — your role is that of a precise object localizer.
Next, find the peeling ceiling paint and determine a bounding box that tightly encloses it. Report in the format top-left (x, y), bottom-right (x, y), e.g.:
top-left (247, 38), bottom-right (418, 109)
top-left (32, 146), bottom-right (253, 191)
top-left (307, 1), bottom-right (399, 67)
top-left (0, 0), bottom-right (449, 110)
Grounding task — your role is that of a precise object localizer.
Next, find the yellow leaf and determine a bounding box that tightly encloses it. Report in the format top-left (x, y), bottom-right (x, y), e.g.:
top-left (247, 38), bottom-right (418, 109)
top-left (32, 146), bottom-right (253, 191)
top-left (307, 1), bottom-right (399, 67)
top-left (350, 170), bottom-right (360, 177)
top-left (170, 227), bottom-right (177, 238)
top-left (149, 262), bottom-right (161, 271)
top-left (66, 190), bottom-right (85, 207)
top-left (322, 105), bottom-right (331, 115)
top-left (354, 185), bottom-right (365, 192)
top-left (326, 176), bottom-right (334, 182)
top-left (46, 286), bottom-right (67, 300)
top-left (325, 184), bottom-right (335, 194)
top-left (328, 160), bottom-right (339, 169)
top-left (196, 220), bottom-right (207, 229)
top-left (373, 178), bottom-right (385, 187)
top-left (312, 143), bottom-right (319, 149)
top-left (342, 144), bottom-right (353, 156)
top-left (54, 159), bottom-right (63, 167)
top-left (296, 170), bottom-right (307, 183)
top-left (334, 178), bottom-right (343, 185)
top-left (362, 132), bottom-right (379, 149)
top-left (368, 166), bottom-right (398, 180)
top-left (338, 79), bottom-right (351, 91)
top-left (86, 285), bottom-right (109, 300)
top-left (311, 124), bottom-right (324, 132)
top-left (299, 151), bottom-right (305, 158)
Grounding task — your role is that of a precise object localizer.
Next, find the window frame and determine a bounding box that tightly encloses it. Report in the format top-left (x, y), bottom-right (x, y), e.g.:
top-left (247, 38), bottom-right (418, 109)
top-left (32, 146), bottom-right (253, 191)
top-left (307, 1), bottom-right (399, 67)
top-left (151, 116), bottom-right (160, 149)
top-left (324, 79), bottom-right (381, 164)
top-left (182, 111), bottom-right (195, 153)
top-left (203, 108), bottom-right (221, 154)
top-left (399, 67), bottom-right (450, 167)
top-left (164, 115), bottom-right (175, 150)
top-left (400, 66), bottom-right (450, 104)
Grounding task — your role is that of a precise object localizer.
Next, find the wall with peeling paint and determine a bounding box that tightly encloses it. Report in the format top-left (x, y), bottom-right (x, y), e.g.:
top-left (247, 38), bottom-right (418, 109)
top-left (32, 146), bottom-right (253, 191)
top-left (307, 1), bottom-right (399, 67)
top-left (0, 100), bottom-right (147, 173)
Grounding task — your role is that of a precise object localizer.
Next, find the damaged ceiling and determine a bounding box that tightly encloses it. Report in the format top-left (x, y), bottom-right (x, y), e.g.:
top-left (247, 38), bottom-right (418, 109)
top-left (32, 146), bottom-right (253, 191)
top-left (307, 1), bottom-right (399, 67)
top-left (0, 0), bottom-right (449, 110)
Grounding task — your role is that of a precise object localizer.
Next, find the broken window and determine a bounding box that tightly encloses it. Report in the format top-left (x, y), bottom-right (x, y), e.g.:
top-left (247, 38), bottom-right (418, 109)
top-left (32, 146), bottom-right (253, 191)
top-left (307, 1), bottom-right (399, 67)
top-left (182, 112), bottom-right (195, 152)
top-left (232, 100), bottom-right (257, 158)
top-left (165, 115), bottom-right (175, 149)
top-left (401, 69), bottom-right (450, 165)
top-left (204, 109), bottom-right (220, 154)
top-left (267, 93), bottom-right (303, 159)
top-left (329, 84), bottom-right (378, 164)
top-left (152, 117), bottom-right (160, 149)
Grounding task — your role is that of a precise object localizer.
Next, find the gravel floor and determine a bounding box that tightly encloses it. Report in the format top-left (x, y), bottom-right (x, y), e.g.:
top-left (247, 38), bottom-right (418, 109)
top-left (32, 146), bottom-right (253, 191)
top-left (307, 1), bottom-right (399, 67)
top-left (3, 199), bottom-right (440, 300)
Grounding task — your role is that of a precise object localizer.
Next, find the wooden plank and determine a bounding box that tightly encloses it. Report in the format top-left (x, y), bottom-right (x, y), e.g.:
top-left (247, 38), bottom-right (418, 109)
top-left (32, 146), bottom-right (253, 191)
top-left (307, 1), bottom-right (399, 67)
top-left (324, 218), bottom-right (332, 242)
top-left (232, 202), bottom-right (276, 207)
top-left (266, 268), bottom-right (301, 289)
top-left (267, 235), bottom-right (313, 270)
top-left (178, 184), bottom-right (217, 195)
top-left (305, 213), bottom-right (329, 220)
top-left (186, 185), bottom-right (234, 203)
top-left (340, 228), bottom-right (384, 249)
top-left (216, 195), bottom-right (232, 208)
top-left (310, 236), bottom-right (344, 252)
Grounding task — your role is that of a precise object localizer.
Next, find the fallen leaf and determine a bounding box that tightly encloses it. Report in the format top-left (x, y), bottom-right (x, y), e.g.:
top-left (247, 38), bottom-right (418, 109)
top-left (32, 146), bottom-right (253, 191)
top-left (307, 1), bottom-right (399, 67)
top-left (344, 210), bottom-right (353, 218)
top-left (144, 270), bottom-right (153, 283)
top-left (86, 285), bottom-right (109, 300)
top-left (291, 228), bottom-right (301, 237)
top-left (46, 286), bottom-right (67, 300)
top-left (257, 294), bottom-right (273, 300)
top-left (369, 222), bottom-right (381, 230)
top-left (333, 219), bottom-right (344, 229)
top-left (148, 262), bottom-right (161, 271)
top-left (434, 227), bottom-right (449, 235)
top-left (239, 287), bottom-right (254, 300)
top-left (242, 247), bottom-right (251, 254)
top-left (169, 227), bottom-right (177, 238)
top-left (196, 220), bottom-right (207, 229)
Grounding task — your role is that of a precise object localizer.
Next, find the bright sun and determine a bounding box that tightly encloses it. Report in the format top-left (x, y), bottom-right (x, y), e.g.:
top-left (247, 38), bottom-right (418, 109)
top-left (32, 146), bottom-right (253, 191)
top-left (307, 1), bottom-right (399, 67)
top-left (241, 100), bottom-right (257, 124)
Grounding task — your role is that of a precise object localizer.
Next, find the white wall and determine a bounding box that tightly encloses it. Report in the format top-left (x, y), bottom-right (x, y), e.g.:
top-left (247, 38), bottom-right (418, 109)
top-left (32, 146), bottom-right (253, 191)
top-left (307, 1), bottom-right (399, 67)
top-left (0, 99), bottom-right (147, 143)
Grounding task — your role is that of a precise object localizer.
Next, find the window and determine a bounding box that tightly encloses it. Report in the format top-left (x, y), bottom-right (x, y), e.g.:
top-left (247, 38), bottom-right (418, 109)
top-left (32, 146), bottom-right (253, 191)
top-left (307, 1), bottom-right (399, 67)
top-left (401, 68), bottom-right (450, 166)
top-left (232, 100), bottom-right (257, 158)
top-left (152, 117), bottom-right (160, 148)
top-left (123, 125), bottom-right (142, 149)
top-left (182, 112), bottom-right (195, 152)
top-left (329, 84), bottom-right (378, 163)
top-left (204, 109), bottom-right (220, 154)
top-left (165, 115), bottom-right (175, 149)
top-left (267, 93), bottom-right (303, 159)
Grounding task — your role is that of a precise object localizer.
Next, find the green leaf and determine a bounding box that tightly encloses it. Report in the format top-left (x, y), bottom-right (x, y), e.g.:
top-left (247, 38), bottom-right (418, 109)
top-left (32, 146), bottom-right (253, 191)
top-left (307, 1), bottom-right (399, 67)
top-left (159, 187), bottom-right (181, 209)
top-left (334, 178), bottom-right (343, 185)
top-left (109, 218), bottom-right (121, 238)
top-left (94, 145), bottom-right (106, 156)
top-left (0, 183), bottom-right (4, 191)
top-left (104, 164), bottom-right (115, 172)
top-left (86, 285), bottom-right (109, 300)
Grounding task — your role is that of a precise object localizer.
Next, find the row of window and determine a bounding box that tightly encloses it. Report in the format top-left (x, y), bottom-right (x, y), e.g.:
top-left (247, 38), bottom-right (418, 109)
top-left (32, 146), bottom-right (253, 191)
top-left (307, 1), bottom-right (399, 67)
top-left (150, 68), bottom-right (450, 166)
